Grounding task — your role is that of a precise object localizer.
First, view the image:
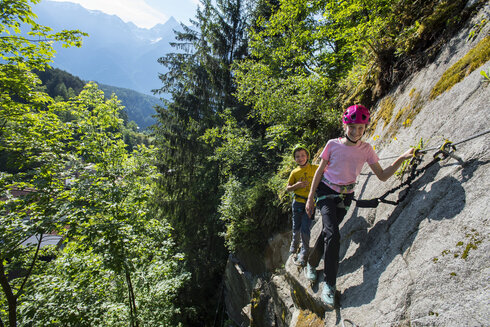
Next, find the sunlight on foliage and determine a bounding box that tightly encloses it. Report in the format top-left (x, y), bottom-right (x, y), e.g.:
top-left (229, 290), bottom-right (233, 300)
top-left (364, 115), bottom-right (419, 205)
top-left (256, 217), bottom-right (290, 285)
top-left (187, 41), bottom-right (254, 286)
top-left (481, 69), bottom-right (490, 82)
top-left (0, 2), bottom-right (185, 322)
top-left (430, 35), bottom-right (490, 99)
top-left (394, 138), bottom-right (424, 180)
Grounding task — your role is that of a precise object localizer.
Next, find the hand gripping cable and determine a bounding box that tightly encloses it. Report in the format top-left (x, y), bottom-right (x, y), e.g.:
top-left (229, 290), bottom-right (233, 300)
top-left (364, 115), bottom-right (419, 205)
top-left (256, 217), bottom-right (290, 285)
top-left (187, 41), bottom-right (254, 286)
top-left (354, 139), bottom-right (464, 208)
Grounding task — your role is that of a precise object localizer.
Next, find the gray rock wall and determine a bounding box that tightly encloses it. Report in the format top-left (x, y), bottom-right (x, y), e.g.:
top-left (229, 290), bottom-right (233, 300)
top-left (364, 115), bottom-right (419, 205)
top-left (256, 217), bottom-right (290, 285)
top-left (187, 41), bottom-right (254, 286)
top-left (224, 3), bottom-right (490, 326)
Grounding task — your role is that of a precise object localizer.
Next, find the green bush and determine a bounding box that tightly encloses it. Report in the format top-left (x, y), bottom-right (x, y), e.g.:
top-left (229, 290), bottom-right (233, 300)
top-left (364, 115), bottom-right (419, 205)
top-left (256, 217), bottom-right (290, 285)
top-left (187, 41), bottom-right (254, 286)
top-left (219, 175), bottom-right (289, 253)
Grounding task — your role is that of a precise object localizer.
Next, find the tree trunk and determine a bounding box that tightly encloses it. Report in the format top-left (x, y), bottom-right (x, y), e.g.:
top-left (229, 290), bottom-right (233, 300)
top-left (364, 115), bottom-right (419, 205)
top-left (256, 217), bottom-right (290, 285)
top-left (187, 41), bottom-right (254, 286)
top-left (0, 262), bottom-right (17, 327)
top-left (125, 269), bottom-right (139, 327)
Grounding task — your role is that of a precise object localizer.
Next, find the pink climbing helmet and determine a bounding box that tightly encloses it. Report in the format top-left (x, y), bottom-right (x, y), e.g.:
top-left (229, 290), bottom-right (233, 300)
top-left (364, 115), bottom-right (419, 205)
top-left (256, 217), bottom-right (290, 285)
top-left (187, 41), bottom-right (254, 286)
top-left (342, 104), bottom-right (370, 124)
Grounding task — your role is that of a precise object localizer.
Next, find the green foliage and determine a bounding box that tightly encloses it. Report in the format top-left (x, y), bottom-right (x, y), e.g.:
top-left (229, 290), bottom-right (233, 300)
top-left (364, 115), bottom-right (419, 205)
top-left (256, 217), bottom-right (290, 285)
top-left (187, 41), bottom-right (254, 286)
top-left (240, 0), bottom-right (480, 118)
top-left (0, 81), bottom-right (187, 326)
top-left (99, 83), bottom-right (160, 130)
top-left (319, 0), bottom-right (398, 70)
top-left (35, 67), bottom-right (152, 152)
top-left (153, 0), bottom-right (254, 323)
top-left (218, 177), bottom-right (252, 252)
top-left (235, 0), bottom-right (344, 146)
top-left (219, 175), bottom-right (288, 253)
top-left (233, 60), bottom-right (340, 146)
top-left (35, 67), bottom-right (85, 101)
top-left (0, 0), bottom-right (86, 70)
top-left (19, 249), bottom-right (127, 326)
top-left (0, 0), bottom-right (87, 126)
top-left (0, 2), bottom-right (186, 325)
top-left (34, 67), bottom-right (158, 133)
top-left (467, 18), bottom-right (487, 42)
top-left (59, 86), bottom-right (186, 326)
top-left (481, 69), bottom-right (490, 82)
top-left (0, 2), bottom-right (88, 323)
top-left (19, 229), bottom-right (188, 327)
top-left (201, 109), bottom-right (255, 178)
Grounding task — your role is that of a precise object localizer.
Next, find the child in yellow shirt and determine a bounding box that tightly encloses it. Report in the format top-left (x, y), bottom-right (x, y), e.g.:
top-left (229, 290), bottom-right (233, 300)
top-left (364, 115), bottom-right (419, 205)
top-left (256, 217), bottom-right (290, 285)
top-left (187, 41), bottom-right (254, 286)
top-left (287, 144), bottom-right (318, 266)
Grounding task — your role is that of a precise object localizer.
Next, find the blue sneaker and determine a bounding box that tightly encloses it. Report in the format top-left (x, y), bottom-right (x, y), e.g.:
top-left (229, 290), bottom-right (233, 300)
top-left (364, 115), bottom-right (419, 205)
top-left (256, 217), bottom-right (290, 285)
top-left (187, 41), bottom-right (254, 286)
top-left (321, 283), bottom-right (335, 307)
top-left (304, 263), bottom-right (316, 283)
top-left (293, 256), bottom-right (305, 266)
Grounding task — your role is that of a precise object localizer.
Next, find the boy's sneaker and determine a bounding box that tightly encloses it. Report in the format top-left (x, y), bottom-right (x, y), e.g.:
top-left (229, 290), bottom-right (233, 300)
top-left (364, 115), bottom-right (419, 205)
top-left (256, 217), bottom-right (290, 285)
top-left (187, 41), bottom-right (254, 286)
top-left (304, 263), bottom-right (316, 283)
top-left (321, 283), bottom-right (336, 308)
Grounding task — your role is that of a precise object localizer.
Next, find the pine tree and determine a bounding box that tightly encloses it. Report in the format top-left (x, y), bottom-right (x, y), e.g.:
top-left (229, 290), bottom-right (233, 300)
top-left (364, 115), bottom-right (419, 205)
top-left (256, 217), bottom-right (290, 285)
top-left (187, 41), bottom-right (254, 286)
top-left (153, 0), bottom-right (251, 324)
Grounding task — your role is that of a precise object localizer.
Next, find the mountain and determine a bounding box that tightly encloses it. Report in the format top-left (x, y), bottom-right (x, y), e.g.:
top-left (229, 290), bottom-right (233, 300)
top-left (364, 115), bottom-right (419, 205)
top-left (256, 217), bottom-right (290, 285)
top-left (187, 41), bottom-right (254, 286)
top-left (98, 83), bottom-right (161, 130)
top-left (36, 67), bottom-right (160, 130)
top-left (33, 1), bottom-right (183, 95)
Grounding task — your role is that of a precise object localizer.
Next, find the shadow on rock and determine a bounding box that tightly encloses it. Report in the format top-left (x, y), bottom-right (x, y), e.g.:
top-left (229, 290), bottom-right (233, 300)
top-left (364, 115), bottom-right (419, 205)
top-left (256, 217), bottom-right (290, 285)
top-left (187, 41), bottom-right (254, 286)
top-left (335, 159), bottom-right (487, 309)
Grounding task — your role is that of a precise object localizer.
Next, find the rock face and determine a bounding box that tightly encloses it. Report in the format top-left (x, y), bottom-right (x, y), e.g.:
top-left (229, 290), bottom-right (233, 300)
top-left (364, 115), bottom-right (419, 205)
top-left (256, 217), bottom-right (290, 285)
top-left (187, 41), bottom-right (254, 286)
top-left (224, 3), bottom-right (490, 326)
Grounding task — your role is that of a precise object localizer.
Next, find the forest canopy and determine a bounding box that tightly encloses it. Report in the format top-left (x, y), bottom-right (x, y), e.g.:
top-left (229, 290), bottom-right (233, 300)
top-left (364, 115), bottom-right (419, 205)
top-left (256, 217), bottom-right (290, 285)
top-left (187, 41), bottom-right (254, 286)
top-left (0, 1), bottom-right (186, 326)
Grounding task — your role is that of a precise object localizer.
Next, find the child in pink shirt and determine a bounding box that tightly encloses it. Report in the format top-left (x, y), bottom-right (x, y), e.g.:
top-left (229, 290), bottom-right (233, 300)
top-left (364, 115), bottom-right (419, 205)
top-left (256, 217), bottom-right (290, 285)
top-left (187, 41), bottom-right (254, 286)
top-left (304, 105), bottom-right (415, 308)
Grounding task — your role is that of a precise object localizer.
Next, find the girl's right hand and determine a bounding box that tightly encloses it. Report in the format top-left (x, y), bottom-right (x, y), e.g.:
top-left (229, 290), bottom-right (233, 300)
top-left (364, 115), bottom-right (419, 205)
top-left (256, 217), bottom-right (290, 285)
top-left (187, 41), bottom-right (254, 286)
top-left (306, 198), bottom-right (314, 218)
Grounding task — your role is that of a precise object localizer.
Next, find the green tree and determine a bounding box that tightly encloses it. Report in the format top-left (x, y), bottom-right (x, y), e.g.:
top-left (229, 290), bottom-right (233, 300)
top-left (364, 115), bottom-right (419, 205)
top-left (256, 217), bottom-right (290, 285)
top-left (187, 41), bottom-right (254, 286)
top-left (0, 102), bottom-right (72, 327)
top-left (234, 0), bottom-right (342, 148)
top-left (237, 0), bottom-right (479, 120)
top-left (35, 67), bottom-right (85, 101)
top-left (0, 81), bottom-right (188, 327)
top-left (0, 0), bottom-right (86, 122)
top-left (0, 1), bottom-right (85, 326)
top-left (0, 2), bottom-right (185, 326)
top-left (153, 0), bottom-right (255, 324)
top-left (16, 84), bottom-right (187, 327)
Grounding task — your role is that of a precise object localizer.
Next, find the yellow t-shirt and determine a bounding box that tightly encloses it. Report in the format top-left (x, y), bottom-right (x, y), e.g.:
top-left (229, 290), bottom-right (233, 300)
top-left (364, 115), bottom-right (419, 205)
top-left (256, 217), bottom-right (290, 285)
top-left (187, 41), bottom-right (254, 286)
top-left (288, 163), bottom-right (319, 203)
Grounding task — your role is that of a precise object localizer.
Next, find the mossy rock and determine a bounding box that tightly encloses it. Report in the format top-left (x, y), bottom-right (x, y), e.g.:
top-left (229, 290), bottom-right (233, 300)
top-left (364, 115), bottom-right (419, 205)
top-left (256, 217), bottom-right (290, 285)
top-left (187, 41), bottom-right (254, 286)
top-left (382, 89), bottom-right (425, 140)
top-left (378, 96), bottom-right (396, 129)
top-left (295, 310), bottom-right (324, 327)
top-left (430, 35), bottom-right (490, 99)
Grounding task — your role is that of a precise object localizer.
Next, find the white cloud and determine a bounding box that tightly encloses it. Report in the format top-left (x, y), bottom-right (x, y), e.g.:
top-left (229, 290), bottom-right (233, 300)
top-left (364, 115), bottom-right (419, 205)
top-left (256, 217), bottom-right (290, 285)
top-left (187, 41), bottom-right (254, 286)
top-left (48, 0), bottom-right (168, 28)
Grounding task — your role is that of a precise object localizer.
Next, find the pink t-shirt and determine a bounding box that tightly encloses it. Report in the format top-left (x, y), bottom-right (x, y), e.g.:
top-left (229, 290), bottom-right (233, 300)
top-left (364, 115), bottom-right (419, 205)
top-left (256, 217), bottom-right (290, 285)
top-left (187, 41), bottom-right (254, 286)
top-left (320, 138), bottom-right (379, 192)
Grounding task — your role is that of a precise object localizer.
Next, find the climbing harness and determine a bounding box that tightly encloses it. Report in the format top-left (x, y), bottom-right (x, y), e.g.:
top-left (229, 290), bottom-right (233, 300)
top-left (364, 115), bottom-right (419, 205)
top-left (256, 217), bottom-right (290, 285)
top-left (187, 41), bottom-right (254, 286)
top-left (322, 176), bottom-right (356, 193)
top-left (316, 192), bottom-right (352, 210)
top-left (294, 193), bottom-right (309, 202)
top-left (314, 177), bottom-right (356, 210)
top-left (354, 128), bottom-right (490, 208)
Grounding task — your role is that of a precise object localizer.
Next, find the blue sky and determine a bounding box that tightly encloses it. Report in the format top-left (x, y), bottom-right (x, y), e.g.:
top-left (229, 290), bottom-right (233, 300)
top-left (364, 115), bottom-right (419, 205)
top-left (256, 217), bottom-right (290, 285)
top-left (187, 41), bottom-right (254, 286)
top-left (47, 0), bottom-right (200, 28)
